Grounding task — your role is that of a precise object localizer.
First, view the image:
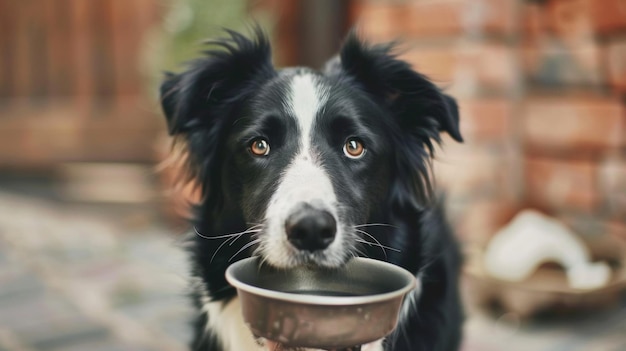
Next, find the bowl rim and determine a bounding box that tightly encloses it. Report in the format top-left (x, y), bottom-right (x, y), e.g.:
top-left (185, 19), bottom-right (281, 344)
top-left (225, 257), bottom-right (417, 306)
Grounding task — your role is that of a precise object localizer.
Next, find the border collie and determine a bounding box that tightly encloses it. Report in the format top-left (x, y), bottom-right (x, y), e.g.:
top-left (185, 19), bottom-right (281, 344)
top-left (160, 28), bottom-right (464, 351)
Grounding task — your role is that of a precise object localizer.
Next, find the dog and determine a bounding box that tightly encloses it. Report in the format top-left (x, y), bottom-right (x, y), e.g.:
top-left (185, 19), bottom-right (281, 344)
top-left (160, 27), bottom-right (464, 351)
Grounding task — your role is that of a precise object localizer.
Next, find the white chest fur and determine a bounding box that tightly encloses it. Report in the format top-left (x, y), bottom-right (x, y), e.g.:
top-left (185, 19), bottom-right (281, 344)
top-left (202, 297), bottom-right (262, 350)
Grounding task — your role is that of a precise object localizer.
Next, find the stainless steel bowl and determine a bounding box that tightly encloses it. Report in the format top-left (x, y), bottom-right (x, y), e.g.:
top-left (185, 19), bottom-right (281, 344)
top-left (225, 257), bottom-right (416, 349)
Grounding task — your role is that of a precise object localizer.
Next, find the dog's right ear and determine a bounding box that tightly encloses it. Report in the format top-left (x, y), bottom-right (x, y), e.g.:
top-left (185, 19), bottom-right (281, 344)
top-left (329, 32), bottom-right (463, 211)
top-left (159, 28), bottom-right (276, 136)
top-left (336, 32), bottom-right (463, 144)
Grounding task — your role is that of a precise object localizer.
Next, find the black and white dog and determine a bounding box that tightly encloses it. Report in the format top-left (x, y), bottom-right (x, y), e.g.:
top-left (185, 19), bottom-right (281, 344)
top-left (160, 28), bottom-right (464, 351)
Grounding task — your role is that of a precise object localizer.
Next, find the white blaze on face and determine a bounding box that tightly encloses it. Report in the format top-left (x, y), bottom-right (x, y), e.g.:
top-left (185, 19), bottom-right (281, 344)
top-left (288, 73), bottom-right (329, 154)
top-left (260, 73), bottom-right (345, 268)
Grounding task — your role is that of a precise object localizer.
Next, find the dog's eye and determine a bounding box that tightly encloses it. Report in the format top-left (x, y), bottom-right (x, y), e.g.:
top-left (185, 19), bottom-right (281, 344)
top-left (343, 138), bottom-right (365, 159)
top-left (250, 138), bottom-right (270, 156)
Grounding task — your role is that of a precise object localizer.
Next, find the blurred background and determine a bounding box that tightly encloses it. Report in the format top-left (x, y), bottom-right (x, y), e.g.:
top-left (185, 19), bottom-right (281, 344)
top-left (0, 0), bottom-right (625, 350)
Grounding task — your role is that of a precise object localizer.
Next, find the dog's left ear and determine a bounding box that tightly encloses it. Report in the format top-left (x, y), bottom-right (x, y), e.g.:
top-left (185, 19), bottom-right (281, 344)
top-left (335, 32), bottom-right (463, 145)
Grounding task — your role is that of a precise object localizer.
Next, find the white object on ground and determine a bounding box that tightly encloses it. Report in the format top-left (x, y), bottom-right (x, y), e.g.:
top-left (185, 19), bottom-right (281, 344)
top-left (483, 209), bottom-right (611, 290)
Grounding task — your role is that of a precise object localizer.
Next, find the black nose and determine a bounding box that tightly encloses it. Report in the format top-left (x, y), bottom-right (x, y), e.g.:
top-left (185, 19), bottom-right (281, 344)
top-left (285, 207), bottom-right (336, 252)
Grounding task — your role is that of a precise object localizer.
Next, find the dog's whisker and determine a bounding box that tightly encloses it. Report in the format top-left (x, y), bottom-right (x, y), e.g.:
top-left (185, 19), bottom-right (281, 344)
top-left (354, 228), bottom-right (401, 259)
top-left (210, 235), bottom-right (240, 264)
top-left (256, 255), bottom-right (270, 273)
top-left (228, 229), bottom-right (262, 247)
top-left (353, 223), bottom-right (399, 229)
top-left (355, 239), bottom-right (401, 253)
top-left (354, 228), bottom-right (386, 251)
top-left (210, 283), bottom-right (237, 297)
top-left (208, 226), bottom-right (263, 264)
top-left (354, 247), bottom-right (369, 259)
top-left (228, 239), bottom-right (262, 262)
top-left (193, 226), bottom-right (214, 240)
top-left (356, 239), bottom-right (386, 260)
top-left (194, 225), bottom-right (264, 240)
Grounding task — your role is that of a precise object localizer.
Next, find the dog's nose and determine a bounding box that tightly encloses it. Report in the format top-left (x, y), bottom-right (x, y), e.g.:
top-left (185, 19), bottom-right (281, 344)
top-left (285, 207), bottom-right (336, 252)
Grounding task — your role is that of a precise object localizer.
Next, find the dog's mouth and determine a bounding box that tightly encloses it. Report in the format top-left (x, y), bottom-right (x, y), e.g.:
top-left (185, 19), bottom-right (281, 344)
top-left (255, 238), bottom-right (353, 269)
top-left (287, 241), bottom-right (352, 267)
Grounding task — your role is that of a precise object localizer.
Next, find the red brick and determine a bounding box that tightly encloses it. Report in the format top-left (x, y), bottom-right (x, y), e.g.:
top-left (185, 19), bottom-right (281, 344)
top-left (433, 143), bottom-right (517, 201)
top-left (523, 0), bottom-right (626, 37)
top-left (599, 156), bottom-right (626, 219)
top-left (357, 3), bottom-right (410, 42)
top-left (522, 97), bottom-right (625, 152)
top-left (457, 99), bottom-right (513, 142)
top-left (400, 45), bottom-right (458, 84)
top-left (453, 198), bottom-right (519, 244)
top-left (355, 0), bottom-right (517, 40)
top-left (407, 0), bottom-right (517, 38)
top-left (525, 156), bottom-right (598, 212)
top-left (588, 0), bottom-right (626, 35)
top-left (522, 3), bottom-right (544, 40)
top-left (522, 41), bottom-right (604, 87)
top-left (607, 221), bottom-right (626, 241)
top-left (407, 1), bottom-right (464, 38)
top-left (543, 0), bottom-right (593, 43)
top-left (400, 42), bottom-right (516, 92)
top-left (606, 39), bottom-right (626, 93)
top-left (463, 43), bottom-right (516, 91)
top-left (521, 1), bottom-right (605, 87)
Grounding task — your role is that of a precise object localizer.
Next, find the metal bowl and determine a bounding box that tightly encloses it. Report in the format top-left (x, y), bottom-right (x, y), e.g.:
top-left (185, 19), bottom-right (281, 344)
top-left (225, 257), bottom-right (416, 349)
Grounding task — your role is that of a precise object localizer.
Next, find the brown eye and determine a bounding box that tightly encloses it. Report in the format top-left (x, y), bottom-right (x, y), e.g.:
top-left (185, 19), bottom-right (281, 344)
top-left (343, 138), bottom-right (365, 159)
top-left (250, 138), bottom-right (270, 156)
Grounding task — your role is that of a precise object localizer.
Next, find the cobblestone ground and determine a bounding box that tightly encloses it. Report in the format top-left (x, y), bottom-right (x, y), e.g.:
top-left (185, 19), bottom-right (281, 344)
top-left (0, 188), bottom-right (624, 351)
top-left (0, 189), bottom-right (192, 351)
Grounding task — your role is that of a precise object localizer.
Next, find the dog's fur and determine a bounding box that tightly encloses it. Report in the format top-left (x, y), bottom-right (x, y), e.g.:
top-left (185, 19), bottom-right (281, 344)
top-left (160, 28), bottom-right (464, 351)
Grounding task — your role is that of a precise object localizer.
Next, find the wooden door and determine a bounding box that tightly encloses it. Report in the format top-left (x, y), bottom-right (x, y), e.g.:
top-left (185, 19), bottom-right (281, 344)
top-left (0, 0), bottom-right (163, 168)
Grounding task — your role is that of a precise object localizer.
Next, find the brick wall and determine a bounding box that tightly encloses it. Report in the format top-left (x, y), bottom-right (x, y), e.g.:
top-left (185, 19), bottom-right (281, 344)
top-left (352, 0), bottom-right (626, 244)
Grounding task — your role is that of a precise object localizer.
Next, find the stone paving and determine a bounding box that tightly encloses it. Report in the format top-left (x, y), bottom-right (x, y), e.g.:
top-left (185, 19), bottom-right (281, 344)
top-left (0, 190), bottom-right (191, 351)
top-left (0, 188), bottom-right (624, 351)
